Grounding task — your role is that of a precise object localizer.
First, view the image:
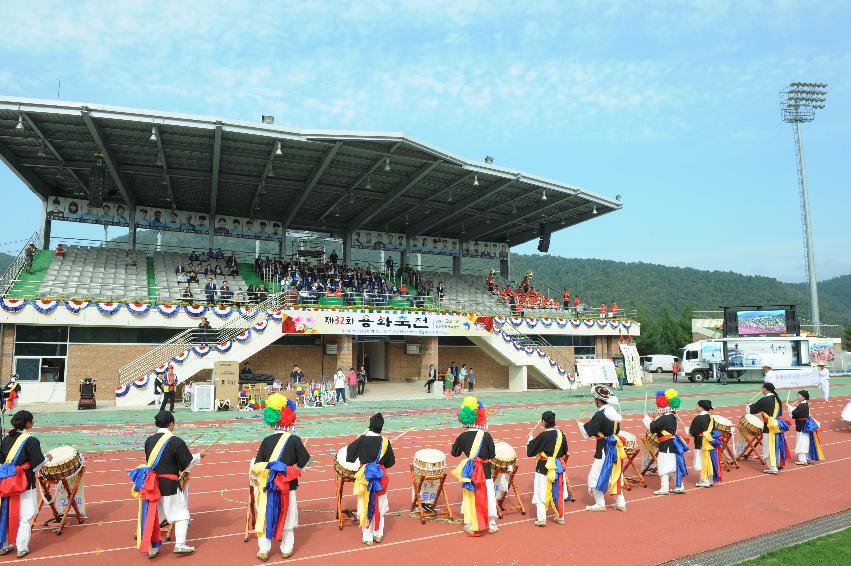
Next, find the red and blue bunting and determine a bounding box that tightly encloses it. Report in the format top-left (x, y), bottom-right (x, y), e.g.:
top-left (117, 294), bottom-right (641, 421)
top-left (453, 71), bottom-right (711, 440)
top-left (133, 374), bottom-right (152, 389)
top-left (172, 350), bottom-right (190, 364)
top-left (154, 363), bottom-right (169, 374)
top-left (183, 304), bottom-right (208, 318)
top-left (253, 320), bottom-right (268, 333)
top-left (126, 302), bottom-right (152, 316)
top-left (0, 299), bottom-right (27, 312)
top-left (234, 329), bottom-right (252, 343)
top-left (214, 341), bottom-right (232, 353)
top-left (156, 303), bottom-right (180, 317)
top-left (192, 345), bottom-right (211, 357)
top-left (115, 384), bottom-right (131, 397)
top-left (95, 302), bottom-right (122, 315)
top-left (211, 305), bottom-right (233, 319)
top-left (64, 300), bottom-right (89, 314)
top-left (238, 306), bottom-right (258, 319)
top-left (269, 310), bottom-right (283, 321)
top-left (32, 299), bottom-right (60, 314)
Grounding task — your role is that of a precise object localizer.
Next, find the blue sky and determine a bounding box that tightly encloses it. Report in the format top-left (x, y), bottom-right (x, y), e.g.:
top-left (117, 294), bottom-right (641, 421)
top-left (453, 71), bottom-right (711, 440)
top-left (1, 0), bottom-right (849, 282)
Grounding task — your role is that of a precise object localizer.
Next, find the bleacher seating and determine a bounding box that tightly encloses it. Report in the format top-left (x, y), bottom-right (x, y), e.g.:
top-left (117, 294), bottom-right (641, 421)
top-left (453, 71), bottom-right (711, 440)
top-left (154, 251), bottom-right (249, 304)
top-left (39, 246), bottom-right (148, 300)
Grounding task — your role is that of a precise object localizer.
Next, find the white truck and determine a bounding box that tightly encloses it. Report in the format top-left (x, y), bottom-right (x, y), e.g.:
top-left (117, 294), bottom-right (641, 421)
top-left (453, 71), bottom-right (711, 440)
top-left (679, 336), bottom-right (815, 383)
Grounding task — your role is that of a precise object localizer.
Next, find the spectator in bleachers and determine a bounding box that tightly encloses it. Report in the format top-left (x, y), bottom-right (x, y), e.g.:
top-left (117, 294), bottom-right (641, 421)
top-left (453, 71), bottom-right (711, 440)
top-left (206, 248), bottom-right (215, 259)
top-left (204, 277), bottom-right (217, 303)
top-left (573, 295), bottom-right (580, 314)
top-left (214, 264), bottom-right (224, 277)
top-left (54, 243), bottom-right (66, 257)
top-left (563, 289), bottom-right (570, 308)
top-left (126, 250), bottom-right (137, 266)
top-left (599, 302), bottom-right (608, 319)
top-left (228, 264), bottom-right (239, 277)
top-left (189, 250), bottom-right (200, 262)
top-left (175, 261), bottom-right (186, 275)
top-left (197, 316), bottom-right (213, 343)
top-left (214, 248), bottom-right (225, 260)
top-left (187, 268), bottom-right (198, 284)
top-left (612, 302), bottom-right (619, 318)
top-left (220, 281), bottom-right (233, 303)
top-left (226, 252), bottom-right (237, 269)
top-left (23, 243), bottom-right (36, 274)
top-left (203, 263), bottom-right (213, 277)
top-left (329, 250), bottom-right (338, 265)
top-left (177, 271), bottom-right (189, 285)
top-left (181, 286), bottom-right (193, 300)
top-left (241, 362), bottom-right (253, 375)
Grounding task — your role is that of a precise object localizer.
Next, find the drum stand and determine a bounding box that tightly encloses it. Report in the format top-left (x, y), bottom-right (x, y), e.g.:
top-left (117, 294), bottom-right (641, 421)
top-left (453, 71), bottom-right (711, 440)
top-left (244, 483), bottom-right (257, 542)
top-left (719, 432), bottom-right (739, 470)
top-left (409, 467), bottom-right (452, 524)
top-left (493, 465), bottom-right (526, 518)
top-left (37, 466), bottom-right (86, 535)
top-left (623, 448), bottom-right (648, 490)
top-left (736, 431), bottom-right (765, 465)
top-left (336, 476), bottom-right (358, 530)
top-left (562, 455), bottom-right (575, 502)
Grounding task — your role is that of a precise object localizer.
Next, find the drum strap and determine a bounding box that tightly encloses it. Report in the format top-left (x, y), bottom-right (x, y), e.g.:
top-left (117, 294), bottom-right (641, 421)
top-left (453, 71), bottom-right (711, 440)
top-left (3, 433), bottom-right (29, 465)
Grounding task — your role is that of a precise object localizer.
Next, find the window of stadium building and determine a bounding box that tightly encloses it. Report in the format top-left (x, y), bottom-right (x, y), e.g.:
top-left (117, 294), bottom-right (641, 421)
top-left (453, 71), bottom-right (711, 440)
top-left (13, 325), bottom-right (68, 383)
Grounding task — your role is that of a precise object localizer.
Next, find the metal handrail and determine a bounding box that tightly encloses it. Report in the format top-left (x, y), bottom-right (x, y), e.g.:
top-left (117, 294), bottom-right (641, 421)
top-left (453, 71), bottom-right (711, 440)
top-left (116, 291), bottom-right (292, 387)
top-left (0, 231), bottom-right (41, 296)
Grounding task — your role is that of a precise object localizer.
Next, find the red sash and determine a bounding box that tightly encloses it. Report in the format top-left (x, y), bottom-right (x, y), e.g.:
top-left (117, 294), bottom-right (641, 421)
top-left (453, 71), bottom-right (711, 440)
top-left (0, 463), bottom-right (31, 545)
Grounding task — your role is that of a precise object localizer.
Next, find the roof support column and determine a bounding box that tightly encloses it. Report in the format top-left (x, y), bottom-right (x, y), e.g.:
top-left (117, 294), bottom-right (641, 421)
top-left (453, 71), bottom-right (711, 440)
top-left (342, 231), bottom-right (352, 266)
top-left (452, 253), bottom-right (462, 276)
top-left (40, 206), bottom-right (51, 250)
top-left (500, 254), bottom-right (510, 280)
top-left (128, 207), bottom-right (137, 250)
top-left (278, 230), bottom-right (287, 259)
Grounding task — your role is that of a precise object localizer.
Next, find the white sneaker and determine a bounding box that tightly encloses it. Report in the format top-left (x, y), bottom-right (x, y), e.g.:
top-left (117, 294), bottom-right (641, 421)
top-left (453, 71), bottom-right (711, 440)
top-left (654, 489), bottom-right (670, 496)
top-left (695, 481), bottom-right (711, 488)
top-left (585, 504), bottom-right (606, 512)
top-left (672, 488), bottom-right (686, 494)
top-left (763, 468), bottom-right (779, 475)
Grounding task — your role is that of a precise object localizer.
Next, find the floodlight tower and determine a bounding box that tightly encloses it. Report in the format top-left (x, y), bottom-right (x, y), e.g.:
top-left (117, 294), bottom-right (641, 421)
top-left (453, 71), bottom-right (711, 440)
top-left (780, 82), bottom-right (827, 336)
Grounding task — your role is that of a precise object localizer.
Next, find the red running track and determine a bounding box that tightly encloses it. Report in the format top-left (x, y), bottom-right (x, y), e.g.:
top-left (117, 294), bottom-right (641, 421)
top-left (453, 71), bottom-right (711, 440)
top-left (15, 396), bottom-right (851, 565)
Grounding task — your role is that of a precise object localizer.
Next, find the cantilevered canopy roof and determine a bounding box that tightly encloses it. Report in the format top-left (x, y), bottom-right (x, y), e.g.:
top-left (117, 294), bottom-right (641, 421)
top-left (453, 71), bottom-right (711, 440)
top-left (0, 96), bottom-right (621, 246)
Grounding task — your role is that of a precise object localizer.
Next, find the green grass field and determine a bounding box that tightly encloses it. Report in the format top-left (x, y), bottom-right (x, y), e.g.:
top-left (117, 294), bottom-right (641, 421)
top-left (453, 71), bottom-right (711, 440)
top-left (742, 527), bottom-right (851, 565)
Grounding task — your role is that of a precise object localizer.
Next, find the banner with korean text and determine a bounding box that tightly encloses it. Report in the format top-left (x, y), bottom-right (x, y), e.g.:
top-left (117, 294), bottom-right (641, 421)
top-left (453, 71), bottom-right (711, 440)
top-left (282, 312), bottom-right (493, 336)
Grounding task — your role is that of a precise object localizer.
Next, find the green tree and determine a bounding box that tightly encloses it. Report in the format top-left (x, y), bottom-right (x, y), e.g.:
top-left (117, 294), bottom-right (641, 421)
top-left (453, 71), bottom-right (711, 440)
top-left (844, 326), bottom-right (851, 351)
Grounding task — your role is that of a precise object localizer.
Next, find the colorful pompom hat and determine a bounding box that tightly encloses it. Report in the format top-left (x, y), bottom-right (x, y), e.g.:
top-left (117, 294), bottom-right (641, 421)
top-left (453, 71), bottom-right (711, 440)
top-left (458, 396), bottom-right (487, 428)
top-left (263, 393), bottom-right (297, 429)
top-left (655, 389), bottom-right (681, 413)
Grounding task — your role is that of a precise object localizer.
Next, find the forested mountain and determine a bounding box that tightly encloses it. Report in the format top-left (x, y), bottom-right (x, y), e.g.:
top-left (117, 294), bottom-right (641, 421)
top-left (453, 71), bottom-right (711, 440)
top-left (509, 254), bottom-right (850, 328)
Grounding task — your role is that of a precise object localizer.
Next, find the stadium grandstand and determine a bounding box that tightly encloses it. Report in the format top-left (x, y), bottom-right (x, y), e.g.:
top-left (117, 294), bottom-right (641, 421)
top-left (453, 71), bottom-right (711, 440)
top-left (0, 96), bottom-right (639, 405)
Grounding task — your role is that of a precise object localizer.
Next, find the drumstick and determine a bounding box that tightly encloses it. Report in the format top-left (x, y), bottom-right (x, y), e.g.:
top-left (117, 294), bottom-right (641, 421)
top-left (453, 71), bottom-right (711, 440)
top-left (529, 420), bottom-right (540, 436)
top-left (786, 390), bottom-right (791, 403)
top-left (187, 433), bottom-right (204, 446)
top-left (643, 392), bottom-right (648, 415)
top-left (390, 427), bottom-right (415, 443)
top-left (200, 433), bottom-right (226, 457)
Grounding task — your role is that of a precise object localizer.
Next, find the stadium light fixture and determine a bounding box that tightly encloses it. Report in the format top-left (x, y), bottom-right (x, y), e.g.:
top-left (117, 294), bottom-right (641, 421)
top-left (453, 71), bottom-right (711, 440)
top-left (511, 202), bottom-right (517, 214)
top-left (335, 205), bottom-right (340, 217)
top-left (473, 175), bottom-right (479, 186)
top-left (541, 189), bottom-right (547, 201)
top-left (484, 155), bottom-right (494, 164)
top-left (780, 81), bottom-right (828, 335)
top-left (405, 213), bottom-right (410, 226)
top-left (384, 157), bottom-right (391, 171)
top-left (365, 175), bottom-right (372, 189)
top-left (274, 140), bottom-right (283, 156)
top-left (349, 191), bottom-right (355, 204)
top-left (448, 189), bottom-right (454, 203)
top-left (592, 205), bottom-right (597, 215)
top-left (149, 125), bottom-right (158, 142)
top-left (16, 113), bottom-right (25, 131)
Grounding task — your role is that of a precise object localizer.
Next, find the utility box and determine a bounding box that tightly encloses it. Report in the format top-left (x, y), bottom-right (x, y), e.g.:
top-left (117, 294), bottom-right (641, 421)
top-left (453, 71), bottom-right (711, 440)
top-left (213, 361), bottom-right (240, 406)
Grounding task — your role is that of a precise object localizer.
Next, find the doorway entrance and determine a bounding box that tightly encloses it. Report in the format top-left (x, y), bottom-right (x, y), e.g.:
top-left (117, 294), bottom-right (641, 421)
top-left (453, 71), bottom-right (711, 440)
top-left (355, 338), bottom-right (387, 381)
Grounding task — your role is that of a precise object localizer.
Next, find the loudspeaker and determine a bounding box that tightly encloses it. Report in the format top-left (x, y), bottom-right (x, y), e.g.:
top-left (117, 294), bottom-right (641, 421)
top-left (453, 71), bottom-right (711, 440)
top-left (537, 223), bottom-right (551, 253)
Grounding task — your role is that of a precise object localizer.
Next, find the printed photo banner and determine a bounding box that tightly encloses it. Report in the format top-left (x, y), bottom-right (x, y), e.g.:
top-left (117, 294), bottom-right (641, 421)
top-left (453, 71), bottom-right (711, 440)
top-left (46, 196), bottom-right (130, 227)
top-left (282, 312), bottom-right (493, 336)
top-left (352, 230), bottom-right (408, 252)
top-left (135, 207), bottom-right (283, 241)
top-left (460, 240), bottom-right (508, 259)
top-left (809, 342), bottom-right (835, 364)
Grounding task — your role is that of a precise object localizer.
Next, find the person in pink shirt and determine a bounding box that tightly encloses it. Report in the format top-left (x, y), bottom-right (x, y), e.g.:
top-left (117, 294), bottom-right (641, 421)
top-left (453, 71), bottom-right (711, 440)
top-left (347, 367), bottom-right (358, 399)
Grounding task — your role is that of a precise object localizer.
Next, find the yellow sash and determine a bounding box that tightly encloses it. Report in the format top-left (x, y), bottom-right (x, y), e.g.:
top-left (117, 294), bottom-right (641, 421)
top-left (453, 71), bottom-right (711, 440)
top-left (763, 399), bottom-right (782, 469)
top-left (700, 416), bottom-right (716, 481)
top-left (132, 431), bottom-right (173, 547)
top-left (4, 433), bottom-right (30, 464)
top-left (597, 421), bottom-right (626, 495)
top-left (253, 432), bottom-right (291, 536)
top-left (353, 437), bottom-right (389, 528)
top-left (450, 430), bottom-right (486, 530)
top-left (540, 430), bottom-right (564, 514)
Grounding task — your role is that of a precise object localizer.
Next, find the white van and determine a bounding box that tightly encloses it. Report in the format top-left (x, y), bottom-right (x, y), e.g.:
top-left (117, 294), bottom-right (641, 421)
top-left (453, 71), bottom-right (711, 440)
top-left (642, 354), bottom-right (679, 373)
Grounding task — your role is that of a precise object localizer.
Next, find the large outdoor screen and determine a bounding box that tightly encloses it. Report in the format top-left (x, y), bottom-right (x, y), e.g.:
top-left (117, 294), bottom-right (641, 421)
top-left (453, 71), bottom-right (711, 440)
top-left (736, 309), bottom-right (787, 336)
